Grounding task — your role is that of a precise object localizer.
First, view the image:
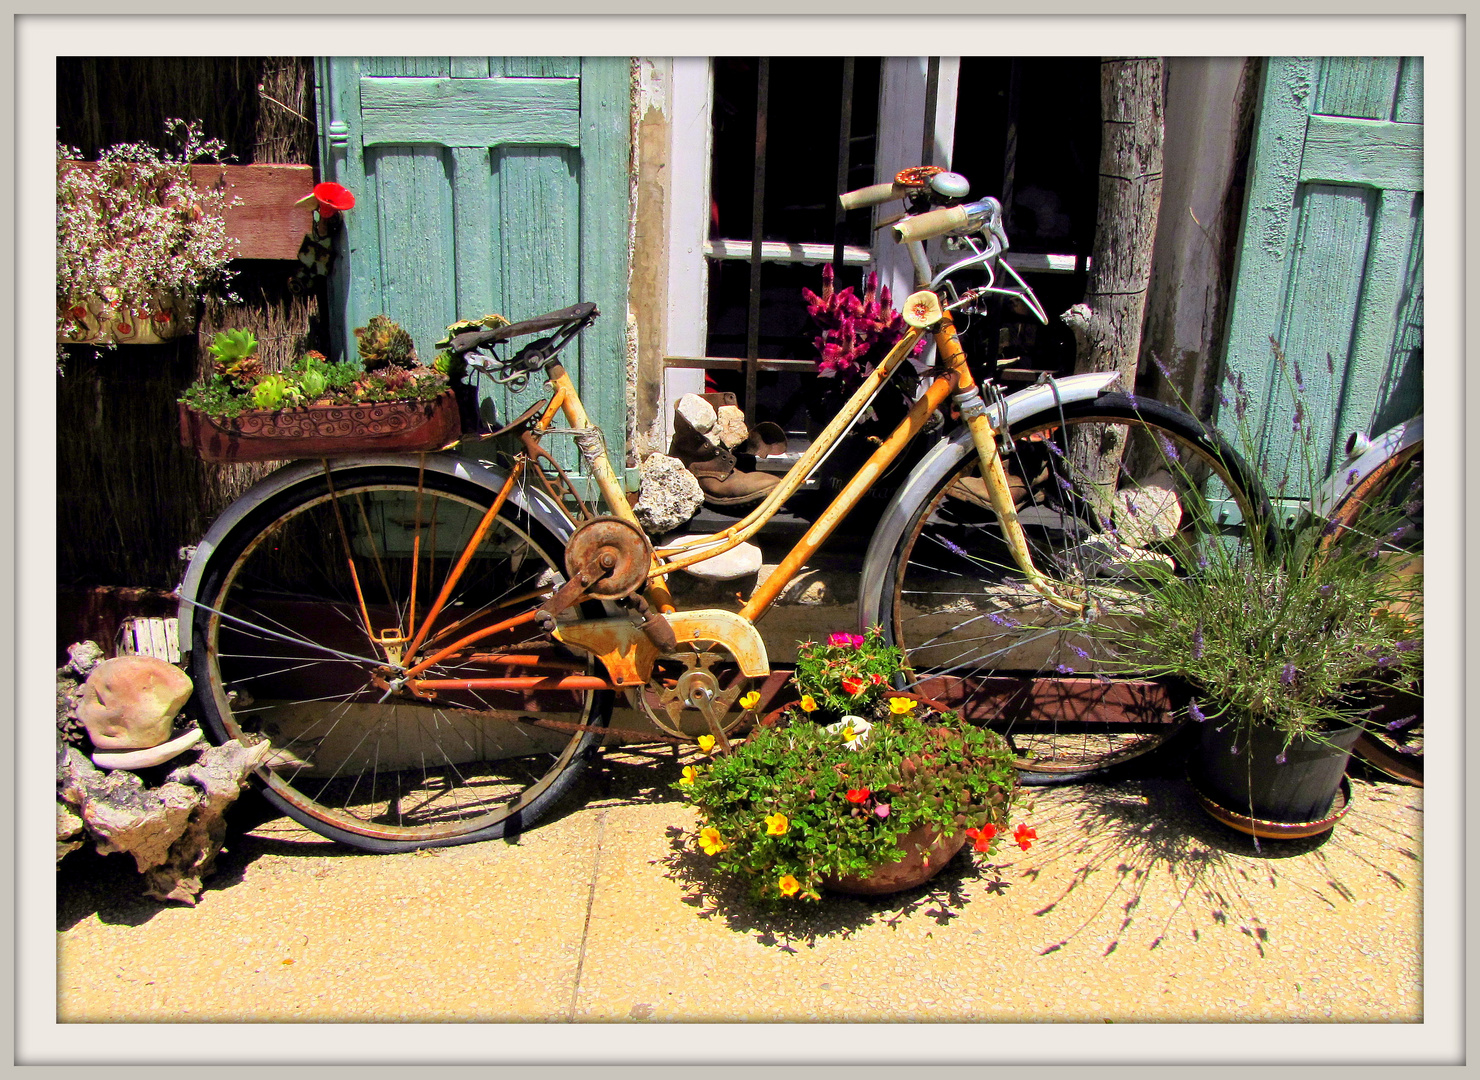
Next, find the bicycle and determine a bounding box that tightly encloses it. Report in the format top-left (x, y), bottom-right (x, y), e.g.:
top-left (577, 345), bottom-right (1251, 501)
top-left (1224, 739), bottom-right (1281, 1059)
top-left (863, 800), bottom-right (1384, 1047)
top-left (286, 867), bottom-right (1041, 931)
top-left (178, 165), bottom-right (1273, 851)
top-left (1309, 414), bottom-right (1424, 783)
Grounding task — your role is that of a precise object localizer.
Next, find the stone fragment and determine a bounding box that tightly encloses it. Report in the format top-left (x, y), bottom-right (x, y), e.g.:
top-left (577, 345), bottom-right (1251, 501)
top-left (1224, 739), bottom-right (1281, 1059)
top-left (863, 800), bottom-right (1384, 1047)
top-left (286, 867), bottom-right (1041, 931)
top-left (713, 404), bottom-right (750, 449)
top-left (1113, 469), bottom-right (1182, 546)
top-left (1056, 536), bottom-right (1175, 580)
top-left (632, 452), bottom-right (704, 535)
top-left (666, 535), bottom-right (763, 581)
top-left (674, 393), bottom-right (719, 443)
top-left (77, 656), bottom-right (193, 751)
top-left (66, 640), bottom-right (106, 678)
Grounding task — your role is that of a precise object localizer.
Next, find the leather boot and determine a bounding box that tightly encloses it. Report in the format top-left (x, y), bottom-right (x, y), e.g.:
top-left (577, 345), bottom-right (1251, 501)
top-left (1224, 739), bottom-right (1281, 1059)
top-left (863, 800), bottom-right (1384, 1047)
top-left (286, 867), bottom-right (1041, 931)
top-left (668, 398), bottom-right (782, 507)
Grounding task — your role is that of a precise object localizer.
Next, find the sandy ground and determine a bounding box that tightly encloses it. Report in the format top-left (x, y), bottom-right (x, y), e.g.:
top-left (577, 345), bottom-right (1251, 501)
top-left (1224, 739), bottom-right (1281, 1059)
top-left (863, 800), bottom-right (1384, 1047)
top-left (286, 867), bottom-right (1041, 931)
top-left (56, 740), bottom-right (1422, 1034)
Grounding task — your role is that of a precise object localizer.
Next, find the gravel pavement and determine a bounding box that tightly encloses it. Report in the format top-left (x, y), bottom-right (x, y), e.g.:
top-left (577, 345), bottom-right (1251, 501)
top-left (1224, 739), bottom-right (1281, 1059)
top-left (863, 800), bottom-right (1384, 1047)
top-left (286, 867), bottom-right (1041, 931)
top-left (56, 739), bottom-right (1423, 1036)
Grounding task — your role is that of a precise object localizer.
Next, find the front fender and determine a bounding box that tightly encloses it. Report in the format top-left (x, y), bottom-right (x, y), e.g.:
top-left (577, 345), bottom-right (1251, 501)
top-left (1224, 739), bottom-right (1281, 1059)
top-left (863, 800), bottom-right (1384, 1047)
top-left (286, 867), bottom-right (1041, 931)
top-left (858, 370), bottom-right (1123, 631)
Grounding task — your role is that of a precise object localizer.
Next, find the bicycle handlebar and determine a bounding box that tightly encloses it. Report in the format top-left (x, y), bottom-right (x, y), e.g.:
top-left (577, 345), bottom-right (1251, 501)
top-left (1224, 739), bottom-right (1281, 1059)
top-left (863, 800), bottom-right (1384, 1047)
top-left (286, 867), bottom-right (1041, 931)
top-left (838, 180), bottom-right (909, 210)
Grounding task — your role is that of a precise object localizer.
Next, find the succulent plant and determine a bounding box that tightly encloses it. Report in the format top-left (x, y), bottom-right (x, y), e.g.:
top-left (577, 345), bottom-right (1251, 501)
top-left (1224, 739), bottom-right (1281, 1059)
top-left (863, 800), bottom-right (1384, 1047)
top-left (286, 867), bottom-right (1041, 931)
top-left (354, 314), bottom-right (417, 370)
top-left (207, 328), bottom-right (259, 364)
top-left (250, 374), bottom-right (290, 410)
top-left (434, 314), bottom-right (509, 351)
top-left (296, 366), bottom-right (329, 401)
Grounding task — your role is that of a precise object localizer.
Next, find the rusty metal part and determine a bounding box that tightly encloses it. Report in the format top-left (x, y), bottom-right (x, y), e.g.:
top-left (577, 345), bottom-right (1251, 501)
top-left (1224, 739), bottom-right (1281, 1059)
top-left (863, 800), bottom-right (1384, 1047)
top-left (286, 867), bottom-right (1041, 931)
top-left (553, 607), bottom-right (769, 692)
top-left (534, 573), bottom-right (591, 631)
top-left (554, 617), bottom-right (662, 687)
top-left (546, 365), bottom-right (646, 534)
top-left (895, 164), bottom-right (945, 187)
top-left (563, 516), bottom-right (652, 600)
top-left (520, 428), bottom-right (593, 522)
top-left (624, 593), bottom-right (678, 652)
top-left (630, 638), bottom-right (753, 747)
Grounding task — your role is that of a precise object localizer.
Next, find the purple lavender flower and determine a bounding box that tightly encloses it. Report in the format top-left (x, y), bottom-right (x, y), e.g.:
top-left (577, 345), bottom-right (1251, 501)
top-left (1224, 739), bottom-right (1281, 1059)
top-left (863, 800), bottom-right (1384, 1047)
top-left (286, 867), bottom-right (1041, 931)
top-left (1325, 352), bottom-right (1335, 375)
top-left (1394, 640), bottom-right (1418, 653)
top-left (1346, 468), bottom-right (1359, 487)
top-left (1318, 584), bottom-right (1334, 597)
top-left (1230, 742), bottom-right (1240, 755)
top-left (941, 537), bottom-right (968, 558)
top-left (1291, 401), bottom-right (1305, 432)
top-left (1189, 700), bottom-right (1207, 722)
top-left (1072, 645), bottom-right (1090, 659)
top-left (1376, 656), bottom-right (1395, 669)
top-left (1292, 357), bottom-right (1305, 392)
top-left (1191, 628), bottom-right (1204, 660)
top-left (1280, 663), bottom-right (1297, 685)
top-left (1386, 714), bottom-right (1418, 732)
top-left (987, 611), bottom-right (1013, 627)
top-left (1275, 751), bottom-right (1287, 765)
top-left (1054, 664), bottom-right (1075, 675)
top-left (1152, 353), bottom-right (1172, 379)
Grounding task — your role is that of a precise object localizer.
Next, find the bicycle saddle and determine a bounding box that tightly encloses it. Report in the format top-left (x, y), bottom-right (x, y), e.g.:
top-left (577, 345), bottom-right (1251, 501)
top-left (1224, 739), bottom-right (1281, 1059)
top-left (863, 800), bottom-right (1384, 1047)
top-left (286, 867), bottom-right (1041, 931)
top-left (450, 302), bottom-right (598, 355)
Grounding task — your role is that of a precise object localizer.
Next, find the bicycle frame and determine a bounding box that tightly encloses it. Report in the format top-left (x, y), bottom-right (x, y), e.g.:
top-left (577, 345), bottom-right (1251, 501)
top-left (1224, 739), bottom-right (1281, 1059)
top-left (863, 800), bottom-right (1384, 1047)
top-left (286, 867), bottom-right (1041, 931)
top-left (391, 290), bottom-right (1080, 696)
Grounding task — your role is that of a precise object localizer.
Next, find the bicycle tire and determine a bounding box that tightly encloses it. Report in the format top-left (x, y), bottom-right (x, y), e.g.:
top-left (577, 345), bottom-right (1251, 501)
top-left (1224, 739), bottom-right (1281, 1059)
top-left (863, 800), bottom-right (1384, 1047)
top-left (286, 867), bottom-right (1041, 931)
top-left (1323, 441), bottom-right (1424, 782)
top-left (870, 393), bottom-right (1273, 783)
top-left (185, 459), bottom-right (614, 852)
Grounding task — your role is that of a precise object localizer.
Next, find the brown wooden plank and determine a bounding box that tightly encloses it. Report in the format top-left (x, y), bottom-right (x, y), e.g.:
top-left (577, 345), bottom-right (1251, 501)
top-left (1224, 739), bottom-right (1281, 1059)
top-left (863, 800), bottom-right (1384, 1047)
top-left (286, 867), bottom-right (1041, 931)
top-left (192, 163), bottom-right (315, 260)
top-left (912, 674), bottom-right (1179, 728)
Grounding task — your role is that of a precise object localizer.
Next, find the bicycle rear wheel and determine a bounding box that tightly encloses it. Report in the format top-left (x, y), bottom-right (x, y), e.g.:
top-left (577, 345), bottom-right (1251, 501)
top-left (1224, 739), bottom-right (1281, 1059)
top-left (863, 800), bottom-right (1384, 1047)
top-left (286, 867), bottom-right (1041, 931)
top-left (185, 460), bottom-right (613, 852)
top-left (879, 394), bottom-right (1272, 782)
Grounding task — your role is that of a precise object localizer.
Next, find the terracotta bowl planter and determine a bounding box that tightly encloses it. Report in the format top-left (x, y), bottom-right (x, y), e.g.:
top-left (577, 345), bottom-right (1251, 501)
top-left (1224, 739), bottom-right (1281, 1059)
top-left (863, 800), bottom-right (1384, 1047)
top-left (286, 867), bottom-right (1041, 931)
top-left (821, 822), bottom-right (969, 896)
top-left (179, 391), bottom-right (461, 463)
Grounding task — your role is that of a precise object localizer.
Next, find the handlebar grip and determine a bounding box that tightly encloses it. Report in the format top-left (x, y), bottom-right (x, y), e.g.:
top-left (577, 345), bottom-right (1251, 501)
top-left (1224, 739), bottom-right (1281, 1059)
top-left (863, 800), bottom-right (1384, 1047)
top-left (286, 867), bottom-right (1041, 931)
top-left (892, 204), bottom-right (971, 244)
top-left (839, 181), bottom-right (904, 211)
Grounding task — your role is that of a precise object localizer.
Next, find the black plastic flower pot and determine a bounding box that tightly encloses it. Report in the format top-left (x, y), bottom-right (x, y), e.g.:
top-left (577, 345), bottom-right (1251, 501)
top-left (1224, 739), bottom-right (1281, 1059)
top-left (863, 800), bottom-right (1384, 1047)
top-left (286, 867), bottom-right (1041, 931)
top-left (1190, 720), bottom-right (1362, 830)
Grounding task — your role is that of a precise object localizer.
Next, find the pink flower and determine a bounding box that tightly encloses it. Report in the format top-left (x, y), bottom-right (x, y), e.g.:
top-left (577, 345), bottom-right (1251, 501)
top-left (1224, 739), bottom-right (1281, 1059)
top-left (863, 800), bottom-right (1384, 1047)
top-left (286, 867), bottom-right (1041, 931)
top-left (828, 632), bottom-right (865, 648)
top-left (873, 802), bottom-right (891, 819)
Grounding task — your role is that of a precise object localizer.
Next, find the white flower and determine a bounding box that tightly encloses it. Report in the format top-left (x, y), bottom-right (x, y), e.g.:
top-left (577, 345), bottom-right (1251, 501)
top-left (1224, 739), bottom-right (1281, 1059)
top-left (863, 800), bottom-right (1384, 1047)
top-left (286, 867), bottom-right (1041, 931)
top-left (823, 716), bottom-right (872, 750)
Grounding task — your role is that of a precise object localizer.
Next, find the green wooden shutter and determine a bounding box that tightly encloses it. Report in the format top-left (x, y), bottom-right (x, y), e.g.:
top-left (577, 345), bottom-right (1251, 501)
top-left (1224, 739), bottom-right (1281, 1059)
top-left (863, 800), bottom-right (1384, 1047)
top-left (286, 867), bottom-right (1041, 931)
top-left (1220, 57), bottom-right (1422, 501)
top-left (315, 56), bottom-right (632, 483)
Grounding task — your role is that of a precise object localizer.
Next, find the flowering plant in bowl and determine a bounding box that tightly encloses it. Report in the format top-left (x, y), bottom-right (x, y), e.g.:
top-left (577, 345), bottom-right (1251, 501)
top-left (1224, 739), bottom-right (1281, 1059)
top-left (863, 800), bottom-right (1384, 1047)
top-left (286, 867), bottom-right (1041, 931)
top-left (789, 625), bottom-right (907, 718)
top-left (677, 630), bottom-right (1028, 904)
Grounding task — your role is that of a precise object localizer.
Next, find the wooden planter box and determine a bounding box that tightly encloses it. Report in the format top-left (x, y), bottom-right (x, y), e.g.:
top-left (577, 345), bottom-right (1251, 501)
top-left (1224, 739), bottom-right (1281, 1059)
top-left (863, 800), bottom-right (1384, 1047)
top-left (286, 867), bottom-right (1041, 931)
top-left (179, 391), bottom-right (462, 463)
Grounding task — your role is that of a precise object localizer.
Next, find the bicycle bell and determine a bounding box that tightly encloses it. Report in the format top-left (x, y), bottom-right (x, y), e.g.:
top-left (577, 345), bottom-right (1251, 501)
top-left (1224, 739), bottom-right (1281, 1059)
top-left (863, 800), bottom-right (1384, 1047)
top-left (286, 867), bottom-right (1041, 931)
top-left (929, 171), bottom-right (970, 199)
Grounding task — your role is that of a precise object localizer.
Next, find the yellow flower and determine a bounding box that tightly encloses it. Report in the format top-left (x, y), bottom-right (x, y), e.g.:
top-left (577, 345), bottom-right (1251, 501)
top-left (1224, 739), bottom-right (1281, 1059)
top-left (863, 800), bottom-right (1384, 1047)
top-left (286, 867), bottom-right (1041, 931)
top-left (698, 826), bottom-right (727, 855)
top-left (799, 694), bottom-right (818, 713)
top-left (778, 874), bottom-right (800, 897)
top-left (888, 696), bottom-right (916, 715)
top-left (739, 690), bottom-right (761, 710)
top-left (680, 765), bottom-right (700, 787)
top-left (764, 812), bottom-right (789, 836)
top-left (697, 734), bottom-right (716, 754)
top-left (842, 723), bottom-right (860, 744)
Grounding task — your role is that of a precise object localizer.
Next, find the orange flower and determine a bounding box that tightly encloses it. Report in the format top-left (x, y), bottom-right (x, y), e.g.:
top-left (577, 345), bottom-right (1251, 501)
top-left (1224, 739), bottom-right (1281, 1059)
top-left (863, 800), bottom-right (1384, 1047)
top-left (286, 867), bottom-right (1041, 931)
top-left (841, 677), bottom-right (866, 696)
top-left (799, 694), bottom-right (819, 713)
top-left (698, 827), bottom-right (727, 855)
top-left (764, 812), bottom-right (789, 836)
top-left (845, 788), bottom-right (871, 804)
top-left (964, 824), bottom-right (997, 853)
top-left (778, 874), bottom-right (800, 897)
top-left (1014, 824), bottom-right (1037, 851)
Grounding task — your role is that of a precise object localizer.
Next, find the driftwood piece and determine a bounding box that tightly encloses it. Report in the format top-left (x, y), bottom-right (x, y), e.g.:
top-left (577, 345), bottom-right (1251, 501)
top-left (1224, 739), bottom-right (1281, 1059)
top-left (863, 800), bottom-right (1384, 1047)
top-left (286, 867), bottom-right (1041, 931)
top-left (57, 740), bottom-right (269, 905)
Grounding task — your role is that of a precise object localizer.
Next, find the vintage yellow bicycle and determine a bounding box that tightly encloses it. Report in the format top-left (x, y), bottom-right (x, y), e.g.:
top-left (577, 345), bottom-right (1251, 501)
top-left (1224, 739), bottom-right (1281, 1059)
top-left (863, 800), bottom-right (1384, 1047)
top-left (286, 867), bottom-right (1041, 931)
top-left (179, 167), bottom-right (1272, 851)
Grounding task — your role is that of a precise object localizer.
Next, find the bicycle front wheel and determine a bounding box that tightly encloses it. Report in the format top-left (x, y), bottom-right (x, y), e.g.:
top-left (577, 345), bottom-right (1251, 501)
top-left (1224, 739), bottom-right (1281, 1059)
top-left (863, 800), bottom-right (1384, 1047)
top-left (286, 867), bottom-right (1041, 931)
top-left (878, 394), bottom-right (1271, 782)
top-left (185, 460), bottom-right (613, 852)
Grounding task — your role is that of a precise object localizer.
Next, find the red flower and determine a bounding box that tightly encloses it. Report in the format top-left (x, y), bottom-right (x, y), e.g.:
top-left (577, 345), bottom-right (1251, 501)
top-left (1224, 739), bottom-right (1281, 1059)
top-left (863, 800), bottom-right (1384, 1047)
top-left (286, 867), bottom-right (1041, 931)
top-left (845, 788), bottom-right (871, 804)
top-left (1014, 824), bottom-right (1038, 851)
top-left (841, 677), bottom-right (866, 696)
top-left (869, 673), bottom-right (886, 686)
top-left (964, 824), bottom-right (997, 852)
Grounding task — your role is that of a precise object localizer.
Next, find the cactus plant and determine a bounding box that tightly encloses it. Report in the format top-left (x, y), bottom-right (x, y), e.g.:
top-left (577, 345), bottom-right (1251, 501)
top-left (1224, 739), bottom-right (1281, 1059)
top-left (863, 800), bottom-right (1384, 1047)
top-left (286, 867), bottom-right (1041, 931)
top-left (354, 314), bottom-right (417, 370)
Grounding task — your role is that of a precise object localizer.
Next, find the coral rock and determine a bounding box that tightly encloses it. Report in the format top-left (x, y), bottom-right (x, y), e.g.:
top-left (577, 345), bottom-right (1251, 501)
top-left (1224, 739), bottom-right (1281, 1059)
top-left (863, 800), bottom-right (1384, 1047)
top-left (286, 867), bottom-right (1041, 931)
top-left (713, 405), bottom-right (750, 449)
top-left (78, 656), bottom-right (193, 751)
top-left (633, 453), bottom-right (704, 535)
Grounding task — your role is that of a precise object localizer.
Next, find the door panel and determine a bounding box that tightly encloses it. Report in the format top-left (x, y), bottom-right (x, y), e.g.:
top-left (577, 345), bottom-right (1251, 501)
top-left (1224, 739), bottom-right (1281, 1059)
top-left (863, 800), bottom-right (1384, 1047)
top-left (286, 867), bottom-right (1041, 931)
top-left (316, 56), bottom-right (631, 482)
top-left (1220, 56), bottom-right (1422, 498)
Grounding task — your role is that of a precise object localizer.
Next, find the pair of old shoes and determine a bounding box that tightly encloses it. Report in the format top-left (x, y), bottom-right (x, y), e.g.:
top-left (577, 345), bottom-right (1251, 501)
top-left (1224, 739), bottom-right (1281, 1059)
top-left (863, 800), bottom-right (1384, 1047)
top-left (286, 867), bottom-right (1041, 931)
top-left (667, 392), bottom-right (787, 507)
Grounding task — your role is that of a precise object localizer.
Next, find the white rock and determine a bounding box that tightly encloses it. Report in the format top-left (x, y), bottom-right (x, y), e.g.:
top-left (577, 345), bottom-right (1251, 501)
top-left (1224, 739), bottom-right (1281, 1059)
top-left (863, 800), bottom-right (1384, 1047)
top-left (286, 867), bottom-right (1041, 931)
top-left (675, 394), bottom-right (718, 438)
top-left (633, 453), bottom-right (704, 534)
top-left (713, 404), bottom-right (750, 449)
top-left (666, 534), bottom-right (763, 581)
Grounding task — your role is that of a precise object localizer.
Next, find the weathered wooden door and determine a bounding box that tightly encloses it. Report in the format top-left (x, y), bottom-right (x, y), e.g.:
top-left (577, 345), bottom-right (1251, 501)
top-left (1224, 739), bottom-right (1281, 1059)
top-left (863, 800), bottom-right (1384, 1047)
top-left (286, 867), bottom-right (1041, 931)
top-left (1220, 56), bottom-right (1422, 499)
top-left (315, 56), bottom-right (632, 479)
